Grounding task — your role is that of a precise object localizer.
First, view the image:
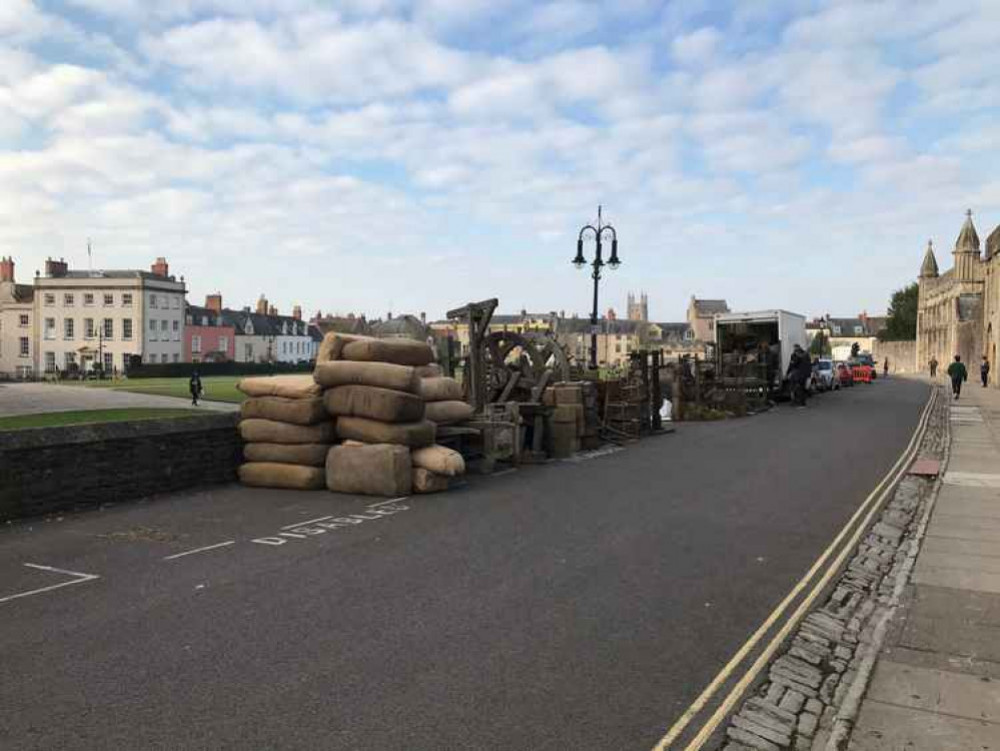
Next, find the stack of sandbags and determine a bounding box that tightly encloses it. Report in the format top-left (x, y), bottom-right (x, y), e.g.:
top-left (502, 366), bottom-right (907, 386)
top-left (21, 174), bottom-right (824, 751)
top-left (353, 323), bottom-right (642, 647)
top-left (237, 375), bottom-right (332, 490)
top-left (543, 383), bottom-right (589, 458)
top-left (315, 336), bottom-right (450, 495)
top-left (417, 373), bottom-right (475, 426)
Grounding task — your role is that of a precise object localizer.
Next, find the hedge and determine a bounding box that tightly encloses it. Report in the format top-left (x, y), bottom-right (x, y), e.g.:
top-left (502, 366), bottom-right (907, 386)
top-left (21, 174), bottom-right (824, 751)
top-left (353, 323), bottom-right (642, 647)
top-left (126, 361), bottom-right (314, 379)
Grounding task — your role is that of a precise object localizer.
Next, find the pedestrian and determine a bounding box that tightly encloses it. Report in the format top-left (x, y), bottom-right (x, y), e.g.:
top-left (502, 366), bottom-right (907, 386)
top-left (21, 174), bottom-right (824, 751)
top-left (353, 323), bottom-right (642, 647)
top-left (787, 344), bottom-right (810, 407)
top-left (883, 358), bottom-right (889, 378)
top-left (189, 370), bottom-right (203, 406)
top-left (981, 356), bottom-right (990, 388)
top-left (929, 356), bottom-right (938, 378)
top-left (947, 355), bottom-right (967, 400)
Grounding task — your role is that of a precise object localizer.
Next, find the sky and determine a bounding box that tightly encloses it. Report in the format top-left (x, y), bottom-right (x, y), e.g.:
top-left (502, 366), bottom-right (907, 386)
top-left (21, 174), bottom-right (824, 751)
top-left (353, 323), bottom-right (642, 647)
top-left (1, 0), bottom-right (998, 323)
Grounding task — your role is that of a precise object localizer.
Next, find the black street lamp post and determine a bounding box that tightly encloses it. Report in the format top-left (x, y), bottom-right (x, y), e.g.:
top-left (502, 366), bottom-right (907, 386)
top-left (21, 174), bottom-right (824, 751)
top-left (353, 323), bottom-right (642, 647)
top-left (573, 205), bottom-right (620, 369)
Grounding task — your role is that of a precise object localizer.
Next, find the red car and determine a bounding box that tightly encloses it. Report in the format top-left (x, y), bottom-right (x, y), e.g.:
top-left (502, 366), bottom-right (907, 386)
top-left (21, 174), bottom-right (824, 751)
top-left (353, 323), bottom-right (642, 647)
top-left (835, 361), bottom-right (854, 387)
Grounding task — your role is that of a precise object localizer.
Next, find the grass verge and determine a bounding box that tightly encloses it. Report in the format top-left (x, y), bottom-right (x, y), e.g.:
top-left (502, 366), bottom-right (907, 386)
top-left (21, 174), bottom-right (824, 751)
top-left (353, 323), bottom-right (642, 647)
top-left (0, 408), bottom-right (204, 430)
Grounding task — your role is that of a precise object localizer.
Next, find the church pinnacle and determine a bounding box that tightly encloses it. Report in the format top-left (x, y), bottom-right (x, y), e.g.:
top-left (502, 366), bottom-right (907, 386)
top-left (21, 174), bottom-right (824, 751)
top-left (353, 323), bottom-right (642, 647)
top-left (920, 239), bottom-right (939, 278)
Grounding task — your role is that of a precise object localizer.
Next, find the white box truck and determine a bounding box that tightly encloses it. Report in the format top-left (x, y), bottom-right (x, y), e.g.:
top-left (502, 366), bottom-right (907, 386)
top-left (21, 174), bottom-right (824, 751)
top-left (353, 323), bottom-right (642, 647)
top-left (714, 310), bottom-right (808, 396)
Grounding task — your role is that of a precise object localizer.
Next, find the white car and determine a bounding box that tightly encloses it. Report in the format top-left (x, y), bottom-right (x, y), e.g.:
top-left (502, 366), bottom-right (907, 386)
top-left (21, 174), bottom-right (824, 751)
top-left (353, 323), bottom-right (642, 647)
top-left (813, 358), bottom-right (839, 391)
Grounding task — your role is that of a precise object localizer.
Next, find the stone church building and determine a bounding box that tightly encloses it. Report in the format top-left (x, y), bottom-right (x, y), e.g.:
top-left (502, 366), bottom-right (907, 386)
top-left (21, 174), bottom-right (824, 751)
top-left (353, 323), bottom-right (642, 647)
top-left (916, 210), bottom-right (1000, 380)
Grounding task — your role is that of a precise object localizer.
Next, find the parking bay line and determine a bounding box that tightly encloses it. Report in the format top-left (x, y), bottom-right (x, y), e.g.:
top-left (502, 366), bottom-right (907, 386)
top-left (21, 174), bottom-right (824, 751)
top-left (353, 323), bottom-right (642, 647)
top-left (0, 563), bottom-right (100, 604)
top-left (162, 541), bottom-right (236, 561)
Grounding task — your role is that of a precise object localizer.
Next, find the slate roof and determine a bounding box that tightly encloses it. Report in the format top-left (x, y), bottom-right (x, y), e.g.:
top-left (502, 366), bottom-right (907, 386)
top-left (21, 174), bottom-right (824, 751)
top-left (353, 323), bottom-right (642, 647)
top-left (220, 309), bottom-right (309, 337)
top-left (692, 299), bottom-right (730, 315)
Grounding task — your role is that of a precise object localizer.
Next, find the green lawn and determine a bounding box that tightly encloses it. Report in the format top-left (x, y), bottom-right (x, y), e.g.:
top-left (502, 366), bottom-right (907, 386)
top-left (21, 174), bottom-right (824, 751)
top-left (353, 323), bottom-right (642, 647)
top-left (79, 376), bottom-right (246, 403)
top-left (0, 408), bottom-right (204, 430)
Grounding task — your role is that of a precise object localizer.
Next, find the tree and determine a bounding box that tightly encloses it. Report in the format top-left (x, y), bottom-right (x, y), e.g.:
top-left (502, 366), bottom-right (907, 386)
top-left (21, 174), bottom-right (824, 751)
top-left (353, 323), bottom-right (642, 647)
top-left (809, 330), bottom-right (831, 357)
top-left (879, 282), bottom-right (919, 341)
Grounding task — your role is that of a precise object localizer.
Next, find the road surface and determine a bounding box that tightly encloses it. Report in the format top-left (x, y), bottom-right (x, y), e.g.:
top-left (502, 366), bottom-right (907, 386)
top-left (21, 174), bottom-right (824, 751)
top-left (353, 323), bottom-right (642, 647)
top-left (0, 378), bottom-right (930, 750)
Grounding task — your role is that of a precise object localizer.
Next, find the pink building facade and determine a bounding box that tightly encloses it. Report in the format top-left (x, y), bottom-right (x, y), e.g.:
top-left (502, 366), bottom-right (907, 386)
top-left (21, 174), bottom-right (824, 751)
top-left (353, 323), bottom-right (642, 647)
top-left (184, 296), bottom-right (235, 362)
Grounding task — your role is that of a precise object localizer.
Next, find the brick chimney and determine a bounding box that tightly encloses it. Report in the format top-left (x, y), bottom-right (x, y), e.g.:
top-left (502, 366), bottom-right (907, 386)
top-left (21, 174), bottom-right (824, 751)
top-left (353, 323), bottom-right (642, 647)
top-left (151, 257), bottom-right (169, 277)
top-left (45, 257), bottom-right (68, 277)
top-left (256, 294), bottom-right (268, 315)
top-left (268, 304), bottom-right (277, 316)
top-left (292, 305), bottom-right (302, 321)
top-left (0, 256), bottom-right (13, 283)
top-left (205, 293), bottom-right (222, 313)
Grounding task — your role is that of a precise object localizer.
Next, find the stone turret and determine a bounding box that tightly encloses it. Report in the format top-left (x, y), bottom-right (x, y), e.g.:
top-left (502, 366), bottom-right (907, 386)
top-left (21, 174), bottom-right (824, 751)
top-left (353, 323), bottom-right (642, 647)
top-left (919, 240), bottom-right (939, 278)
top-left (986, 225), bottom-right (1000, 261)
top-left (953, 209), bottom-right (981, 281)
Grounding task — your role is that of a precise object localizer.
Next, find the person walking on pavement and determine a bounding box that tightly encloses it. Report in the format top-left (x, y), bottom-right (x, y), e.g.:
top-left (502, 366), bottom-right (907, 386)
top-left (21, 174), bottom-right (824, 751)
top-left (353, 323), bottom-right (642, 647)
top-left (883, 358), bottom-right (889, 378)
top-left (947, 355), bottom-right (967, 400)
top-left (981, 356), bottom-right (990, 388)
top-left (929, 356), bottom-right (938, 379)
top-left (189, 370), bottom-right (203, 406)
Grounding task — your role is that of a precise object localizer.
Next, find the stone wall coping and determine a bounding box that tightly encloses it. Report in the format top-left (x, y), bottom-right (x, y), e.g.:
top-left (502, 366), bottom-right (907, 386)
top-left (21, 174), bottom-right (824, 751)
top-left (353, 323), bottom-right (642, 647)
top-left (0, 412), bottom-right (239, 452)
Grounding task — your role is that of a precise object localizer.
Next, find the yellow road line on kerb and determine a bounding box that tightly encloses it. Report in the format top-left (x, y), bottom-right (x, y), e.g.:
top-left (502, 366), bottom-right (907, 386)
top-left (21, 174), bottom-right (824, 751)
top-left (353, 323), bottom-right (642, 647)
top-left (652, 388), bottom-right (937, 751)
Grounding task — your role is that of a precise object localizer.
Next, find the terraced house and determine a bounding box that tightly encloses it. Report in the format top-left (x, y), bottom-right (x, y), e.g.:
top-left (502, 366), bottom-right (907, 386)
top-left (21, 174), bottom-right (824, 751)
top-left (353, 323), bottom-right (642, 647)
top-left (0, 255), bottom-right (186, 377)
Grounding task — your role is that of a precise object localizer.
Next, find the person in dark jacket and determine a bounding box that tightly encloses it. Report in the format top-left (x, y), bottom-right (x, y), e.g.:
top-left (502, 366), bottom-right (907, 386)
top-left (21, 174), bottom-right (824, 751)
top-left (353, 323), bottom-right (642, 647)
top-left (947, 355), bottom-right (967, 400)
top-left (788, 344), bottom-right (811, 407)
top-left (982, 356), bottom-right (991, 388)
top-left (883, 358), bottom-right (889, 377)
top-left (189, 370), bottom-right (203, 406)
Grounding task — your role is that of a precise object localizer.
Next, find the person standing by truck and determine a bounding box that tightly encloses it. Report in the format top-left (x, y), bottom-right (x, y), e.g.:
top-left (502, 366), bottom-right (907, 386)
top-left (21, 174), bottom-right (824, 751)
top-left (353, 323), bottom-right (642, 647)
top-left (947, 355), bottom-right (967, 400)
top-left (788, 344), bottom-right (810, 407)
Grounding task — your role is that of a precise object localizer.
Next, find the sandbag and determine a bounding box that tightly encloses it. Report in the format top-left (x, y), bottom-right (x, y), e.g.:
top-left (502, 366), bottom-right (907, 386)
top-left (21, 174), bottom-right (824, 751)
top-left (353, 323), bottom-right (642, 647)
top-left (316, 332), bottom-right (365, 363)
top-left (336, 416), bottom-right (436, 447)
top-left (340, 337), bottom-right (434, 367)
top-left (313, 360), bottom-right (419, 393)
top-left (411, 445), bottom-right (465, 477)
top-left (325, 444), bottom-right (412, 497)
top-left (239, 462), bottom-right (326, 490)
top-left (412, 467), bottom-right (449, 494)
top-left (414, 364), bottom-right (443, 378)
top-left (323, 385), bottom-right (425, 423)
top-left (237, 375), bottom-right (322, 400)
top-left (240, 396), bottom-right (326, 425)
top-left (243, 442), bottom-right (331, 467)
top-left (418, 377), bottom-right (464, 402)
top-left (240, 418), bottom-right (335, 444)
top-left (424, 400), bottom-right (475, 425)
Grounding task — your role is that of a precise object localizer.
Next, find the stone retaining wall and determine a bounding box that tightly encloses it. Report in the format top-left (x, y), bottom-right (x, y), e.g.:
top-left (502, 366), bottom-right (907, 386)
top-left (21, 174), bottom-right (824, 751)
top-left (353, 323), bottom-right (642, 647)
top-left (0, 414), bottom-right (241, 522)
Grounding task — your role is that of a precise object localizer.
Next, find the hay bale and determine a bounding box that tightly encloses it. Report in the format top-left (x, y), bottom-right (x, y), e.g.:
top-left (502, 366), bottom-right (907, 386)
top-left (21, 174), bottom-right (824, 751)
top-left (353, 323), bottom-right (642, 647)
top-left (239, 462), bottom-right (326, 490)
top-left (323, 385), bottom-right (425, 423)
top-left (313, 360), bottom-right (419, 393)
top-left (411, 445), bottom-right (465, 477)
top-left (237, 375), bottom-right (322, 399)
top-left (336, 416), bottom-right (435, 447)
top-left (240, 396), bottom-right (326, 425)
top-left (325, 444), bottom-right (412, 497)
top-left (414, 364), bottom-right (443, 378)
top-left (424, 400), bottom-right (474, 425)
top-left (243, 443), bottom-right (331, 467)
top-left (340, 337), bottom-right (434, 367)
top-left (412, 467), bottom-right (449, 494)
top-left (240, 418), bottom-right (335, 444)
top-left (417, 377), bottom-right (464, 402)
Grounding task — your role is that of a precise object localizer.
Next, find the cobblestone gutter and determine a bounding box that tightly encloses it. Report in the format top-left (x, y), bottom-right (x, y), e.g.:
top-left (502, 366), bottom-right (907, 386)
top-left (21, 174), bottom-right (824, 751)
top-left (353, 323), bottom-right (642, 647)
top-left (717, 387), bottom-right (948, 751)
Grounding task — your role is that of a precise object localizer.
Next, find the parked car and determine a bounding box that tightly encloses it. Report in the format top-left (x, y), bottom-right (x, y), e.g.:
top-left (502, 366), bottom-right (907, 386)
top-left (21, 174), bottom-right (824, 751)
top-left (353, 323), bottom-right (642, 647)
top-left (854, 353), bottom-right (877, 379)
top-left (814, 358), bottom-right (838, 391)
top-left (835, 361), bottom-right (854, 387)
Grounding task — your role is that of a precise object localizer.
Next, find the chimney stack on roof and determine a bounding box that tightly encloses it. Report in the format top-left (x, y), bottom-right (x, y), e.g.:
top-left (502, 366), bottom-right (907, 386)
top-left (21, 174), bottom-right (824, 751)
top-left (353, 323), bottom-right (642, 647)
top-left (0, 256), bottom-right (14, 283)
top-left (205, 293), bottom-right (222, 313)
top-left (256, 294), bottom-right (268, 315)
top-left (268, 304), bottom-right (277, 317)
top-left (151, 257), bottom-right (169, 277)
top-left (292, 305), bottom-right (302, 321)
top-left (45, 257), bottom-right (68, 278)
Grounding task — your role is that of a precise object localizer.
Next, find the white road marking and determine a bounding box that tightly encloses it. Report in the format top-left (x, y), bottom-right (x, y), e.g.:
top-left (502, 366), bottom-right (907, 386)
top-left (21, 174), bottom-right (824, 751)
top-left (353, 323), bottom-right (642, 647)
top-left (281, 516), bottom-right (334, 530)
top-left (368, 497), bottom-right (411, 508)
top-left (162, 541), bottom-right (236, 561)
top-left (561, 445), bottom-right (624, 463)
top-left (0, 563), bottom-right (100, 604)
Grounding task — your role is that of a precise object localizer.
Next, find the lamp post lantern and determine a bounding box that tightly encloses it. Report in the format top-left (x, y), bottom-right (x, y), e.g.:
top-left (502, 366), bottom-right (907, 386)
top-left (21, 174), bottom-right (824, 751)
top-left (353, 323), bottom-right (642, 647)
top-left (573, 205), bottom-right (620, 369)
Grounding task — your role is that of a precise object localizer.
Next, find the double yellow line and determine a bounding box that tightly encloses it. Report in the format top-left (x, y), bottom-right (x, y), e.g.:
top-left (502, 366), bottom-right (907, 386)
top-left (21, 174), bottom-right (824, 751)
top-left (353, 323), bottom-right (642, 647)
top-left (652, 387), bottom-right (938, 751)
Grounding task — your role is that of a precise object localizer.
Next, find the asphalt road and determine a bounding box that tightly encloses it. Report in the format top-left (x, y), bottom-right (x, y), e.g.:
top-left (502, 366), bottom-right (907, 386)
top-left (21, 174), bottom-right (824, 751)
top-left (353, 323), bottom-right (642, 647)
top-left (0, 377), bottom-right (930, 751)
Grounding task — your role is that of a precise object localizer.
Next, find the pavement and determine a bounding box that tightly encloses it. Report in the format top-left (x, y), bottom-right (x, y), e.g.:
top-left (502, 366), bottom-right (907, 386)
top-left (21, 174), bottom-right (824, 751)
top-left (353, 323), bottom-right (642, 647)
top-left (0, 377), bottom-right (930, 751)
top-left (846, 383), bottom-right (1000, 751)
top-left (0, 381), bottom-right (239, 416)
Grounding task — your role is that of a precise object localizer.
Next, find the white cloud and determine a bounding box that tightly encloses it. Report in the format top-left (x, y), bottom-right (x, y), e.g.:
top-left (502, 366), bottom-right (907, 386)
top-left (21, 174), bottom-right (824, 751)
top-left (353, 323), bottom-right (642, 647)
top-left (671, 27), bottom-right (721, 66)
